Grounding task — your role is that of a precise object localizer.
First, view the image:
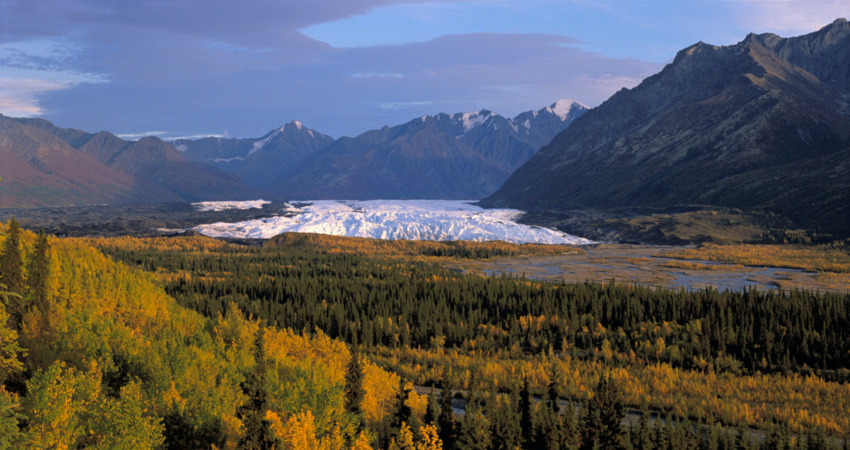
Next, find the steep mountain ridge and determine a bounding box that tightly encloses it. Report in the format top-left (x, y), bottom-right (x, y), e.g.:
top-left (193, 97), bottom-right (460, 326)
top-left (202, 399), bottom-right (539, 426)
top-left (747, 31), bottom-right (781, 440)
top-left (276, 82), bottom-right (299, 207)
top-left (275, 100), bottom-right (587, 199)
top-left (485, 20), bottom-right (850, 235)
top-left (173, 120), bottom-right (335, 190)
top-left (0, 115), bottom-right (176, 207)
top-left (0, 116), bottom-right (256, 207)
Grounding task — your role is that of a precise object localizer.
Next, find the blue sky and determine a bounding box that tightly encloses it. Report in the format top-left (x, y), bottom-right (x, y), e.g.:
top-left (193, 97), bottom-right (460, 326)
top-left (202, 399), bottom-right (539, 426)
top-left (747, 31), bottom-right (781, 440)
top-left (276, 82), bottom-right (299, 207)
top-left (0, 0), bottom-right (846, 139)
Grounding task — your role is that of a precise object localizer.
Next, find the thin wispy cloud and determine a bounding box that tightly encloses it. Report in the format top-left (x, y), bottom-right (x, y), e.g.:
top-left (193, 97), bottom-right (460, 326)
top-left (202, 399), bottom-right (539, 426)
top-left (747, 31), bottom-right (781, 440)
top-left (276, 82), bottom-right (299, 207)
top-left (378, 101), bottom-right (435, 110)
top-left (736, 0), bottom-right (849, 35)
top-left (0, 0), bottom-right (842, 138)
top-left (0, 38), bottom-right (108, 117)
top-left (350, 72), bottom-right (404, 79)
top-left (115, 131), bottom-right (170, 140)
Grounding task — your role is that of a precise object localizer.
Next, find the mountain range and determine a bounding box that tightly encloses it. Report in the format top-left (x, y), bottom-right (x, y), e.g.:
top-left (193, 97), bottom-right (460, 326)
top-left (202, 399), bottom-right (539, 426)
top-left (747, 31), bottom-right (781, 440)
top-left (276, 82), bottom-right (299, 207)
top-left (175, 99), bottom-right (587, 199)
top-left (0, 116), bottom-right (259, 208)
top-left (3, 20), bottom-right (848, 238)
top-left (484, 18), bottom-right (850, 236)
top-left (0, 100), bottom-right (585, 208)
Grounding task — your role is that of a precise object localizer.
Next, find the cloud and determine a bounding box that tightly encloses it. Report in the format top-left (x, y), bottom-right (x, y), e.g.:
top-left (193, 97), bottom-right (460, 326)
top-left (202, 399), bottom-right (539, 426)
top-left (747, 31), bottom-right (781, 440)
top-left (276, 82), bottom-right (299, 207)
top-left (0, 38), bottom-right (108, 117)
top-left (735, 0), bottom-right (848, 36)
top-left (351, 72), bottom-right (404, 79)
top-left (0, 1), bottom-right (663, 139)
top-left (378, 101), bottom-right (434, 110)
top-left (115, 131), bottom-right (169, 140)
top-left (0, 78), bottom-right (67, 116)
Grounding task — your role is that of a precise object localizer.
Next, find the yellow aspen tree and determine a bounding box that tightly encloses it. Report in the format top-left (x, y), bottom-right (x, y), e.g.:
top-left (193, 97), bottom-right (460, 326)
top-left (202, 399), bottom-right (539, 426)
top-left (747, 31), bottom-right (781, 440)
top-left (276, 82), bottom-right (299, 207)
top-left (277, 410), bottom-right (319, 450)
top-left (350, 432), bottom-right (375, 450)
top-left (389, 422), bottom-right (416, 450)
top-left (416, 424), bottom-right (443, 450)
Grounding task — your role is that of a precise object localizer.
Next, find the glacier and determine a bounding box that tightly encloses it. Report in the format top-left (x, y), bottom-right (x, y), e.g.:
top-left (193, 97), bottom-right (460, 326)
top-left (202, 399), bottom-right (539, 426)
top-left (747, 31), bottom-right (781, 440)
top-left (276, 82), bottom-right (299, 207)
top-left (192, 199), bottom-right (271, 212)
top-left (193, 200), bottom-right (594, 245)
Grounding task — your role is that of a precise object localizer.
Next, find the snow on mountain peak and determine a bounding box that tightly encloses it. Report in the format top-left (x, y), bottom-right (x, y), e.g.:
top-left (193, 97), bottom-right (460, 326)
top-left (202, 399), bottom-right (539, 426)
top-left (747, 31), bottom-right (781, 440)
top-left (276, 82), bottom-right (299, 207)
top-left (293, 120), bottom-right (303, 130)
top-left (546, 99), bottom-right (587, 121)
top-left (459, 110), bottom-right (497, 133)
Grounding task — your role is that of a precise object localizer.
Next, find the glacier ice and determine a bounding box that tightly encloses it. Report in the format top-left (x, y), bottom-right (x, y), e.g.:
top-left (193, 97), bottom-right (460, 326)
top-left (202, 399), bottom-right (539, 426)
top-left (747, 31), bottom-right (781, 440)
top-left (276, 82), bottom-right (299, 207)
top-left (192, 199), bottom-right (271, 212)
top-left (193, 200), bottom-right (594, 245)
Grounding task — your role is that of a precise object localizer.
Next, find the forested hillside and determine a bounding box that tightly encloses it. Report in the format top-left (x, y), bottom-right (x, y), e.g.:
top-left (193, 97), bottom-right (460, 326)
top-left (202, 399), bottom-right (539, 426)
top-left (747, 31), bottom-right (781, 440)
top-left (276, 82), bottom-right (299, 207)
top-left (88, 232), bottom-right (850, 448)
top-left (2, 222), bottom-right (848, 448)
top-left (0, 221), bottom-right (430, 449)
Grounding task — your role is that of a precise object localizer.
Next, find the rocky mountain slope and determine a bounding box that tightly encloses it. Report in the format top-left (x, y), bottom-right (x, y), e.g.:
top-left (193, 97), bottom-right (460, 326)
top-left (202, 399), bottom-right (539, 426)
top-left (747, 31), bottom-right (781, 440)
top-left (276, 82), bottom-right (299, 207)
top-left (0, 116), bottom-right (256, 208)
top-left (275, 100), bottom-right (586, 199)
top-left (484, 19), bottom-right (850, 236)
top-left (173, 120), bottom-right (335, 190)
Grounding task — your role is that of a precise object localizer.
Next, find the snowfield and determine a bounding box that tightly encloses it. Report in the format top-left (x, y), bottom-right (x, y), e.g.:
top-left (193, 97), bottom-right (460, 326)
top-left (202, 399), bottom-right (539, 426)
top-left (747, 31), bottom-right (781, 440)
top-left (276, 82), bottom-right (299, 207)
top-left (192, 199), bottom-right (271, 212)
top-left (193, 200), bottom-right (594, 245)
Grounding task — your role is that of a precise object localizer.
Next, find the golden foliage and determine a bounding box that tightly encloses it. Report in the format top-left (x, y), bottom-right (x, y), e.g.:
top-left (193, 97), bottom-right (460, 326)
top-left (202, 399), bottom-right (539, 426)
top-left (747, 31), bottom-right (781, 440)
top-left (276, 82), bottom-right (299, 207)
top-left (267, 232), bottom-right (582, 261)
top-left (662, 243), bottom-right (850, 273)
top-left (276, 409), bottom-right (319, 449)
top-left (389, 422), bottom-right (416, 450)
top-left (367, 345), bottom-right (850, 434)
top-left (0, 304), bottom-right (23, 382)
top-left (362, 362), bottom-right (401, 424)
top-left (416, 424), bottom-right (443, 450)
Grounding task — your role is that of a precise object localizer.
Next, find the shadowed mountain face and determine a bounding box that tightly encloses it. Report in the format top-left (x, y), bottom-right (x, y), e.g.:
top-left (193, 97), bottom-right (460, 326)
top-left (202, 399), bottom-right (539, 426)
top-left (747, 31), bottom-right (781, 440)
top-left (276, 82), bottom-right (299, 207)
top-left (484, 19), bottom-right (850, 236)
top-left (0, 116), bottom-right (257, 208)
top-left (274, 100), bottom-right (586, 200)
top-left (2, 99), bottom-right (584, 208)
top-left (172, 120), bottom-right (336, 190)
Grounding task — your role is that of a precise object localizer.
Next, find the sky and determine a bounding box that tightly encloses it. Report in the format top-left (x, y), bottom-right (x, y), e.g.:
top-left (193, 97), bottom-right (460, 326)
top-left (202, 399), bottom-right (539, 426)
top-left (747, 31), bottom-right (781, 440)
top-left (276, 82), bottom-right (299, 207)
top-left (0, 0), bottom-right (847, 140)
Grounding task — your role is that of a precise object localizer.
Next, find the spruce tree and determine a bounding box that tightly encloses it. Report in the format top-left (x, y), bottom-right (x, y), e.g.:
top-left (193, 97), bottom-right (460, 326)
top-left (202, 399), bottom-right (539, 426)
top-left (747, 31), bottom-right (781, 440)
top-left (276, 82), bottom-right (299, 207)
top-left (424, 388), bottom-right (439, 426)
top-left (455, 387), bottom-right (491, 450)
top-left (437, 384), bottom-right (456, 450)
top-left (519, 378), bottom-right (534, 448)
top-left (562, 400), bottom-right (578, 450)
top-left (582, 374), bottom-right (624, 450)
top-left (238, 328), bottom-right (277, 449)
top-left (633, 408), bottom-right (652, 450)
top-left (547, 377), bottom-right (561, 414)
top-left (344, 347), bottom-right (365, 421)
top-left (489, 391), bottom-right (521, 450)
top-left (26, 230), bottom-right (49, 311)
top-left (0, 218), bottom-right (24, 295)
top-left (392, 378), bottom-right (419, 437)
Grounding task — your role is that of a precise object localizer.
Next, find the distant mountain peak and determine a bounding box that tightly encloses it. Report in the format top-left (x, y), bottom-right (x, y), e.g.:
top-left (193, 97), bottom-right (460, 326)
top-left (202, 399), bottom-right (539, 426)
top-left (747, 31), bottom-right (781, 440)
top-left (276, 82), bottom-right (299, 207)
top-left (458, 110), bottom-right (497, 132)
top-left (545, 99), bottom-right (587, 121)
top-left (485, 20), bottom-right (850, 237)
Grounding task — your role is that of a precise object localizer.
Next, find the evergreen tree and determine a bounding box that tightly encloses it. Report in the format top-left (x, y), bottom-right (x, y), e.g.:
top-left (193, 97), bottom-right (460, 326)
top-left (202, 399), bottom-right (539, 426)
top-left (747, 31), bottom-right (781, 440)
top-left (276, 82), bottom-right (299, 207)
top-left (537, 404), bottom-right (563, 450)
top-left (582, 374), bottom-right (624, 450)
top-left (763, 422), bottom-right (791, 450)
top-left (0, 218), bottom-right (24, 295)
top-left (424, 388), bottom-right (439, 426)
top-left (344, 346), bottom-right (365, 421)
top-left (437, 384), bottom-right (456, 450)
top-left (733, 423), bottom-right (753, 450)
top-left (392, 378), bottom-right (419, 438)
top-left (632, 409), bottom-right (652, 450)
top-left (538, 376), bottom-right (563, 450)
top-left (562, 400), bottom-right (579, 450)
top-left (520, 378), bottom-right (534, 448)
top-left (804, 428), bottom-right (833, 450)
top-left (26, 229), bottom-right (50, 313)
top-left (455, 388), bottom-right (491, 450)
top-left (489, 390), bottom-right (521, 450)
top-left (547, 376), bottom-right (561, 414)
top-left (238, 328), bottom-right (277, 449)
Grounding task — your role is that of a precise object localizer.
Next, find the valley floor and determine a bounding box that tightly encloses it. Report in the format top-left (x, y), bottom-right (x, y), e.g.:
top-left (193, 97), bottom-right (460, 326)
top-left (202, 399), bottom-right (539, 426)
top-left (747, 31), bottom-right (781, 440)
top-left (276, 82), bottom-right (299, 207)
top-left (453, 244), bottom-right (850, 294)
